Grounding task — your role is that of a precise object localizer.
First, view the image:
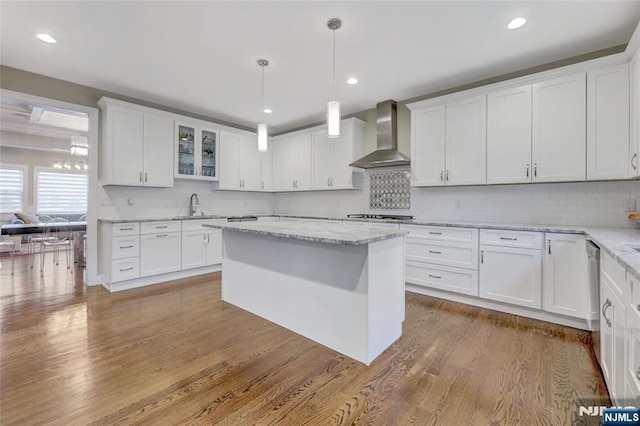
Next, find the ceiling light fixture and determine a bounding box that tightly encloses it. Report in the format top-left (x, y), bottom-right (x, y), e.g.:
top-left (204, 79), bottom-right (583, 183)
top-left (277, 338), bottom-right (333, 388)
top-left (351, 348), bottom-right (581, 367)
top-left (507, 17), bottom-right (527, 30)
top-left (263, 108), bottom-right (272, 114)
top-left (257, 59), bottom-right (269, 152)
top-left (36, 33), bottom-right (57, 44)
top-left (327, 18), bottom-right (342, 138)
top-left (347, 77), bottom-right (358, 85)
top-left (70, 135), bottom-right (89, 156)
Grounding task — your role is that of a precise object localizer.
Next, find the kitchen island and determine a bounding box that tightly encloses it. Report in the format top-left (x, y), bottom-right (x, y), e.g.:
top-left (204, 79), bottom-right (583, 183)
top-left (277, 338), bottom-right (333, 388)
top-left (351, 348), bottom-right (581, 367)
top-left (203, 220), bottom-right (407, 365)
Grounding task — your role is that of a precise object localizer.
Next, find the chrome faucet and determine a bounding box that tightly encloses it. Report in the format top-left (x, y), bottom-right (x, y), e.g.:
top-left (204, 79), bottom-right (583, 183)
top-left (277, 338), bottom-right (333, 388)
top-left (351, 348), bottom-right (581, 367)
top-left (189, 193), bottom-right (200, 217)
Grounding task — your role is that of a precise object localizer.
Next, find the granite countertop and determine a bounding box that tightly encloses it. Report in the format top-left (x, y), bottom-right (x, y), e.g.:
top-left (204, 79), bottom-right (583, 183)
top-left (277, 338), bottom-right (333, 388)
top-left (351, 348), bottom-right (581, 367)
top-left (203, 221), bottom-right (408, 246)
top-left (584, 228), bottom-right (640, 281)
top-left (99, 215), bottom-right (228, 224)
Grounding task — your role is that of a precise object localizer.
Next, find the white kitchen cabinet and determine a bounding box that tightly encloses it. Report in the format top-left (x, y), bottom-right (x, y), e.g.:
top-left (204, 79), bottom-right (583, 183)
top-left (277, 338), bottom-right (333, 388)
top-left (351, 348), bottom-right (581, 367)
top-left (408, 95), bottom-right (486, 187)
top-left (101, 222), bottom-right (141, 284)
top-left (175, 121), bottom-right (219, 181)
top-left (181, 219), bottom-right (224, 270)
top-left (626, 303), bottom-right (640, 400)
top-left (260, 147), bottom-right (273, 191)
top-left (479, 230), bottom-right (543, 309)
top-left (272, 132), bottom-right (312, 191)
top-left (601, 274), bottom-right (626, 403)
top-left (542, 233), bottom-right (587, 318)
top-left (532, 72), bottom-right (587, 182)
top-left (99, 97), bottom-right (174, 187)
top-left (219, 130), bottom-right (261, 191)
top-left (139, 221), bottom-right (181, 277)
top-left (630, 48), bottom-right (640, 178)
top-left (487, 85), bottom-right (533, 184)
top-left (311, 118), bottom-right (364, 190)
top-left (587, 64), bottom-right (630, 180)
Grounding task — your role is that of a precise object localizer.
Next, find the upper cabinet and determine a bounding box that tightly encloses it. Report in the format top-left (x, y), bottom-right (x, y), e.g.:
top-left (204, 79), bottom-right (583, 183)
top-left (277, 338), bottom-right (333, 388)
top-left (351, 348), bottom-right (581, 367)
top-left (260, 147), bottom-right (273, 192)
top-left (175, 121), bottom-right (219, 181)
top-left (587, 64), bottom-right (630, 180)
top-left (409, 95), bottom-right (486, 187)
top-left (219, 130), bottom-right (261, 191)
top-left (99, 97), bottom-right (174, 187)
top-left (311, 118), bottom-right (365, 190)
top-left (272, 132), bottom-right (312, 191)
top-left (532, 72), bottom-right (587, 183)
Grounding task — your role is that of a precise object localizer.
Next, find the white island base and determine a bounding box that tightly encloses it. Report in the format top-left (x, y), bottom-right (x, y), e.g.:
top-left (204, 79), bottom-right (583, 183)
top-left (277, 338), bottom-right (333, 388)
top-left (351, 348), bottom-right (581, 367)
top-left (221, 229), bottom-right (405, 365)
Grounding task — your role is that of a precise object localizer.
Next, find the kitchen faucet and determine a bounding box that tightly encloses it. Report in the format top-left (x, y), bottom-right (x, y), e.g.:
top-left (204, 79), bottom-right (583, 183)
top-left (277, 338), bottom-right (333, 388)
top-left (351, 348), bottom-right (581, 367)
top-left (189, 193), bottom-right (200, 217)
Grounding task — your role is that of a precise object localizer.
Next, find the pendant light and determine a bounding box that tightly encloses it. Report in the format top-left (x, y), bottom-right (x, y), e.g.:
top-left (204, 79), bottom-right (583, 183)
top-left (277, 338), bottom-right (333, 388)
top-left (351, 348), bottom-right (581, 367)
top-left (327, 18), bottom-right (341, 138)
top-left (257, 59), bottom-right (269, 152)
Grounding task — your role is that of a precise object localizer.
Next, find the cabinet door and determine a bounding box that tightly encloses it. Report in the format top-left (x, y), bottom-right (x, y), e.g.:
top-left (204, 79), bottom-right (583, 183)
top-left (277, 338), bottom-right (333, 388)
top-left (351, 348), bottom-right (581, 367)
top-left (181, 230), bottom-right (208, 270)
top-left (630, 51), bottom-right (640, 177)
top-left (200, 127), bottom-right (219, 180)
top-left (532, 72), bottom-right (586, 182)
top-left (205, 231), bottom-right (223, 265)
top-left (219, 131), bottom-right (241, 189)
top-left (587, 64), bottom-right (630, 180)
top-left (445, 95), bottom-right (487, 186)
top-left (140, 233), bottom-right (181, 277)
top-left (260, 148), bottom-right (273, 191)
top-left (238, 134), bottom-right (261, 191)
top-left (331, 123), bottom-right (359, 189)
top-left (175, 123), bottom-right (196, 178)
top-left (311, 129), bottom-right (332, 189)
top-left (479, 245), bottom-right (542, 309)
top-left (600, 278), bottom-right (625, 403)
top-left (295, 133), bottom-right (312, 190)
top-left (411, 106), bottom-right (446, 186)
top-left (487, 85), bottom-right (532, 184)
top-left (107, 106), bottom-right (144, 185)
top-left (542, 233), bottom-right (587, 318)
top-left (272, 137), bottom-right (297, 191)
top-left (143, 112), bottom-right (174, 187)
top-left (626, 308), bottom-right (640, 400)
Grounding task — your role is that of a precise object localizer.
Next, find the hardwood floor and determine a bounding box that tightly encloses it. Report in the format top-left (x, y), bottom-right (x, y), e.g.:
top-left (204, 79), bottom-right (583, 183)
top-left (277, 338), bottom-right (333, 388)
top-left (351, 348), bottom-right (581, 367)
top-left (1, 253), bottom-right (609, 425)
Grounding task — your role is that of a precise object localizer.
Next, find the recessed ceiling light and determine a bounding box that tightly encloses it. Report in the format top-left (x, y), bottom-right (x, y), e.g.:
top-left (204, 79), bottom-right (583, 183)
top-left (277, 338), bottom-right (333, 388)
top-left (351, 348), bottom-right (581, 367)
top-left (347, 77), bottom-right (358, 85)
top-left (263, 108), bottom-right (272, 114)
top-left (507, 17), bottom-right (527, 30)
top-left (36, 33), bottom-right (57, 44)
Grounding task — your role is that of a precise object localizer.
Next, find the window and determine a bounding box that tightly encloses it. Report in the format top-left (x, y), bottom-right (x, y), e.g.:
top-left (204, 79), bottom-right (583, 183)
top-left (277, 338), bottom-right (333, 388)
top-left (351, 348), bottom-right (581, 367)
top-left (0, 166), bottom-right (25, 213)
top-left (36, 170), bottom-right (87, 214)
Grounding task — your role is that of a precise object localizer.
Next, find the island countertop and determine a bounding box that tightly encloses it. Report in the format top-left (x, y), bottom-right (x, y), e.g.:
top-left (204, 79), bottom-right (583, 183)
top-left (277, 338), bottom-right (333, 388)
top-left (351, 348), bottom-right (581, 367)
top-left (203, 221), bottom-right (408, 246)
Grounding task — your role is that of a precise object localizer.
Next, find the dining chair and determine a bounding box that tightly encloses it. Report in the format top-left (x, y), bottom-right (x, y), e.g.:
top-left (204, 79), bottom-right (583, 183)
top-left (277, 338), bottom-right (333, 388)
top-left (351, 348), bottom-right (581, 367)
top-left (0, 236), bottom-right (16, 275)
top-left (40, 218), bottom-right (74, 277)
top-left (28, 214), bottom-right (54, 268)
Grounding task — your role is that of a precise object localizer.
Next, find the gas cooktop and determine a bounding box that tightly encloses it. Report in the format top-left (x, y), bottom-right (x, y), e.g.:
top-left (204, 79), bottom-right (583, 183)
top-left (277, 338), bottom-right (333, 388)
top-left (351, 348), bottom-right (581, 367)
top-left (347, 214), bottom-right (414, 221)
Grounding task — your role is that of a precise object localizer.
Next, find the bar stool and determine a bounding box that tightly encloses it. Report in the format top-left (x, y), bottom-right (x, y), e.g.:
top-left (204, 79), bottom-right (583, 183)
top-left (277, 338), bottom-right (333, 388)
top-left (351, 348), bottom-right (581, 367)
top-left (0, 236), bottom-right (15, 275)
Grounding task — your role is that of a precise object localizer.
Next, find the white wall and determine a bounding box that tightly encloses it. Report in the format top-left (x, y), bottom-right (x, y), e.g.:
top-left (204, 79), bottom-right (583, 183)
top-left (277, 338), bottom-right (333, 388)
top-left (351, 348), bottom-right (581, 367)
top-left (273, 171), bottom-right (640, 229)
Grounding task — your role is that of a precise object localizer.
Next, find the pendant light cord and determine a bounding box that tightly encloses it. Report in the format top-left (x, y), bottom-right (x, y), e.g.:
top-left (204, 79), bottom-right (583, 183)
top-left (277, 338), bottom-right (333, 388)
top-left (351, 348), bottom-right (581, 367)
top-left (332, 28), bottom-right (336, 98)
top-left (261, 65), bottom-right (265, 122)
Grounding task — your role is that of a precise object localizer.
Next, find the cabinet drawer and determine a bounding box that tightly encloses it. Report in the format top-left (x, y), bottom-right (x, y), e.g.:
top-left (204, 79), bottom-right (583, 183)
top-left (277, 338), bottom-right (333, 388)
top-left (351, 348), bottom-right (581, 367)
top-left (181, 218), bottom-right (227, 231)
top-left (343, 221), bottom-right (399, 230)
top-left (112, 235), bottom-right (140, 259)
top-left (406, 260), bottom-right (478, 296)
top-left (405, 239), bottom-right (478, 269)
top-left (480, 229), bottom-right (543, 249)
top-left (111, 258), bottom-right (140, 282)
top-left (112, 222), bottom-right (139, 236)
top-left (140, 220), bottom-right (181, 234)
top-left (601, 250), bottom-right (626, 298)
top-left (401, 225), bottom-right (477, 243)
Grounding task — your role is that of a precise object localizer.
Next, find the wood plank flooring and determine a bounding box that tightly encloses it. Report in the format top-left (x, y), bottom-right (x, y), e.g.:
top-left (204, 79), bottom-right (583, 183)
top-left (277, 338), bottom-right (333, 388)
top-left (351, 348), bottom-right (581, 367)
top-left (1, 253), bottom-right (609, 425)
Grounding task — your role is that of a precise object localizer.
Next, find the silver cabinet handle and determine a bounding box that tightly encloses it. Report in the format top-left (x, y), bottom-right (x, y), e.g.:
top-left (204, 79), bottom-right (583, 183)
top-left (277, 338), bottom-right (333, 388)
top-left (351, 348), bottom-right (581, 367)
top-left (602, 299), bottom-right (612, 327)
top-left (139, 172), bottom-right (143, 182)
top-left (120, 267), bottom-right (134, 272)
top-left (203, 233), bottom-right (207, 241)
top-left (632, 153), bottom-right (638, 171)
top-left (636, 304), bottom-right (640, 312)
top-left (526, 164), bottom-right (529, 178)
top-left (500, 237), bottom-right (517, 241)
top-left (156, 225), bottom-right (168, 229)
top-left (261, 181), bottom-right (264, 190)
top-left (330, 177), bottom-right (333, 186)
top-left (428, 274), bottom-right (442, 279)
top-left (429, 231), bottom-right (442, 235)
top-left (327, 178), bottom-right (330, 187)
top-left (548, 239), bottom-right (551, 255)
top-left (636, 367), bottom-right (640, 381)
top-left (156, 234), bottom-right (168, 237)
top-left (440, 170), bottom-right (443, 181)
top-left (119, 227), bottom-right (134, 231)
top-left (446, 170), bottom-right (449, 181)
top-left (207, 234), bottom-right (210, 243)
top-left (145, 172), bottom-right (148, 182)
top-left (534, 163), bottom-right (538, 178)
top-left (481, 250), bottom-right (484, 264)
top-left (428, 250), bottom-right (442, 254)
top-left (120, 245), bottom-right (133, 249)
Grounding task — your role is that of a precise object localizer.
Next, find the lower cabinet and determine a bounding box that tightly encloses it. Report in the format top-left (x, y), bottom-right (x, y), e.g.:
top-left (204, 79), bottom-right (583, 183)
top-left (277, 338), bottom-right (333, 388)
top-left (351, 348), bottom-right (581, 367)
top-left (140, 232), bottom-right (181, 277)
top-left (406, 260), bottom-right (478, 296)
top-left (601, 274), bottom-right (626, 403)
top-left (181, 230), bottom-right (222, 269)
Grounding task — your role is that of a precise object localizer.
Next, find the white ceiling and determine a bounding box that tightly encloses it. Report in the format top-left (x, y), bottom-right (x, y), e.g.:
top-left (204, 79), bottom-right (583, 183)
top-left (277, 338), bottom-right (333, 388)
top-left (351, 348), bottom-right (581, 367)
top-left (1, 1), bottom-right (639, 133)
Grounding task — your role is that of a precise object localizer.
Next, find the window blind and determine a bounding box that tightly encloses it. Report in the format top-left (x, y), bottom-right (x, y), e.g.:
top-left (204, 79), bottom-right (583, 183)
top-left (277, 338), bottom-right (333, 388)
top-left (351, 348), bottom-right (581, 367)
top-left (37, 171), bottom-right (87, 214)
top-left (0, 167), bottom-right (24, 213)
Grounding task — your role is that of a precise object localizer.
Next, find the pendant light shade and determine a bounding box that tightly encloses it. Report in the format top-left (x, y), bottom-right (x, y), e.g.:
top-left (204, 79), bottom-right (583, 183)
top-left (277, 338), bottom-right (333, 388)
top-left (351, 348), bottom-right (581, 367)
top-left (257, 122), bottom-right (268, 152)
top-left (257, 59), bottom-right (269, 152)
top-left (327, 18), bottom-right (341, 138)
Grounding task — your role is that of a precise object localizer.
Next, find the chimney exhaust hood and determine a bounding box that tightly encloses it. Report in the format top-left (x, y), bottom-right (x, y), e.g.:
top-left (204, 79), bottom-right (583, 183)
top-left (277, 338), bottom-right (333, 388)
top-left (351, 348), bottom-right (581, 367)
top-left (349, 100), bottom-right (410, 169)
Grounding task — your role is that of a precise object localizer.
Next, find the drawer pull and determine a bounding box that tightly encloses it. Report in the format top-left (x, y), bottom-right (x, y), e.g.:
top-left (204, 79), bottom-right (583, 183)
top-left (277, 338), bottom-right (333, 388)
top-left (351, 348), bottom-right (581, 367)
top-left (119, 227), bottom-right (134, 231)
top-left (155, 225), bottom-right (168, 229)
top-left (602, 299), bottom-right (612, 328)
top-left (637, 304), bottom-right (640, 312)
top-left (636, 368), bottom-right (640, 381)
top-left (500, 237), bottom-right (517, 241)
top-left (156, 234), bottom-right (168, 237)
top-left (428, 250), bottom-right (442, 254)
top-left (428, 274), bottom-right (442, 279)
top-left (120, 267), bottom-right (134, 272)
top-left (429, 232), bottom-right (442, 235)
top-left (119, 245), bottom-right (133, 249)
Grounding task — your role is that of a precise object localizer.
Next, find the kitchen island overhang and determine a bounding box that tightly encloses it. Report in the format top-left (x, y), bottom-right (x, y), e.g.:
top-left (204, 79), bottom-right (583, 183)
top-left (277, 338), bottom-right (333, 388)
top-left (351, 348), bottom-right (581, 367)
top-left (203, 221), bottom-right (407, 365)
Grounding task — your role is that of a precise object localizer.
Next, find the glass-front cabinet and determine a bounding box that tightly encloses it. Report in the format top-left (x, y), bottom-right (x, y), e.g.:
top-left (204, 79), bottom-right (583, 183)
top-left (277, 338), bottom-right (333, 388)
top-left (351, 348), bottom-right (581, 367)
top-left (175, 121), bottom-right (219, 181)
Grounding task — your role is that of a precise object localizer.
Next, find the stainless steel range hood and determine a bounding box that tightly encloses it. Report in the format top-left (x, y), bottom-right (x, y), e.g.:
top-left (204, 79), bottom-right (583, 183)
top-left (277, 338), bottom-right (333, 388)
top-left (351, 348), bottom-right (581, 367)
top-left (349, 100), bottom-right (410, 169)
